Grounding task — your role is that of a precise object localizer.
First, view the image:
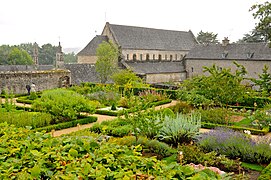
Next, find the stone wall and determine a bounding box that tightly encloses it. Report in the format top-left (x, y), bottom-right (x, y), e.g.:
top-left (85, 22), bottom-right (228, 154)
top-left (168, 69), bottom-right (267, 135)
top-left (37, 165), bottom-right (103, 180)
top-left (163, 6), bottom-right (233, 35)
top-left (146, 72), bottom-right (186, 84)
top-left (77, 55), bottom-right (98, 64)
top-left (0, 70), bottom-right (70, 94)
top-left (185, 59), bottom-right (271, 79)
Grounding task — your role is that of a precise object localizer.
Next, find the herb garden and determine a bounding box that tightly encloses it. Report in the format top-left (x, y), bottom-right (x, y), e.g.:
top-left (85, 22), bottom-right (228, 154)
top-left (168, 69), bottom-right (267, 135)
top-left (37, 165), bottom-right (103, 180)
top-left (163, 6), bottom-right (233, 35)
top-left (1, 63), bottom-right (271, 179)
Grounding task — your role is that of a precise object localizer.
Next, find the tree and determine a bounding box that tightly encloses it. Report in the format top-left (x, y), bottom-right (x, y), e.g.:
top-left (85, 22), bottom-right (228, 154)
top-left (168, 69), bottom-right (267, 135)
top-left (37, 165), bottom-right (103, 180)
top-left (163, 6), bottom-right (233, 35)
top-left (196, 30), bottom-right (219, 44)
top-left (7, 47), bottom-right (33, 65)
top-left (180, 62), bottom-right (250, 106)
top-left (111, 69), bottom-right (142, 85)
top-left (250, 1), bottom-right (271, 46)
top-left (251, 65), bottom-right (271, 96)
top-left (64, 52), bottom-right (77, 63)
top-left (39, 43), bottom-right (57, 65)
top-left (95, 41), bottom-right (119, 83)
top-left (237, 29), bottom-right (267, 43)
top-left (0, 45), bottom-right (11, 65)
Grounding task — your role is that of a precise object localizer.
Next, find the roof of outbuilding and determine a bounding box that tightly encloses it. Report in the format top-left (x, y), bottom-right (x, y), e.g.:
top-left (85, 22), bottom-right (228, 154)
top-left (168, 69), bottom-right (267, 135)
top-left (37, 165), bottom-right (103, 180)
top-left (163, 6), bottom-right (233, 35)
top-left (186, 43), bottom-right (271, 60)
top-left (77, 35), bottom-right (108, 56)
top-left (107, 23), bottom-right (198, 51)
top-left (64, 63), bottom-right (100, 84)
top-left (122, 61), bottom-right (185, 75)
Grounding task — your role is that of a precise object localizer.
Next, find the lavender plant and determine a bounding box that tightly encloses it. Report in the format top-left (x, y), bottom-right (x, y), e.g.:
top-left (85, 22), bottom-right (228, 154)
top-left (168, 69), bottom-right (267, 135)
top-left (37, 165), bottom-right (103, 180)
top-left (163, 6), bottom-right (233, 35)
top-left (197, 128), bottom-right (271, 164)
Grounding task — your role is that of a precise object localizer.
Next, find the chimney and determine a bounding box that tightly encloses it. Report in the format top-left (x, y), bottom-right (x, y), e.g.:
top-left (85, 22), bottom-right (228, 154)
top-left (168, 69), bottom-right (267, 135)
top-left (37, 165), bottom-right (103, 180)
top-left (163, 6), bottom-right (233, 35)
top-left (222, 37), bottom-right (230, 46)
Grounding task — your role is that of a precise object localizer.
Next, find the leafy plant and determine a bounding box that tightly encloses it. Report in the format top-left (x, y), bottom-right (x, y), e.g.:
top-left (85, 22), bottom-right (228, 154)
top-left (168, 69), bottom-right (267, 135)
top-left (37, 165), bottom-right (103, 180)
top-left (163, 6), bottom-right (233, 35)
top-left (33, 89), bottom-right (95, 123)
top-left (197, 108), bottom-right (230, 125)
top-left (157, 113), bottom-right (201, 146)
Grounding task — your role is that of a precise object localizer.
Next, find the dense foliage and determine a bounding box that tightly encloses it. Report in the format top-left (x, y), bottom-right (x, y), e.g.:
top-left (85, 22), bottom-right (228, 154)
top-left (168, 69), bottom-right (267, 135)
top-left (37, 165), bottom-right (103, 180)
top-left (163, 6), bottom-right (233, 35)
top-left (33, 89), bottom-right (95, 122)
top-left (0, 123), bottom-right (227, 179)
top-left (0, 45), bottom-right (33, 65)
top-left (111, 69), bottom-right (142, 85)
top-left (197, 128), bottom-right (271, 164)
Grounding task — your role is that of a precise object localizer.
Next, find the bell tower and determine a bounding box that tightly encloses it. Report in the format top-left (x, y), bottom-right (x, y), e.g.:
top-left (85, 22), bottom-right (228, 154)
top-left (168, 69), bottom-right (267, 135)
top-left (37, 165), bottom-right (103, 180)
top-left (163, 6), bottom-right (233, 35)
top-left (55, 41), bottom-right (64, 68)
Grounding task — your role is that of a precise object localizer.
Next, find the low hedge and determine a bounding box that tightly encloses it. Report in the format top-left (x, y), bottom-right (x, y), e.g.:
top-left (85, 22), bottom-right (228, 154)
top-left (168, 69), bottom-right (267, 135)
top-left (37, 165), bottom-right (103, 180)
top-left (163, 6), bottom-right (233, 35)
top-left (15, 105), bottom-right (34, 112)
top-left (16, 97), bottom-right (34, 104)
top-left (201, 122), bottom-right (269, 135)
top-left (95, 99), bottom-right (172, 116)
top-left (34, 116), bottom-right (97, 132)
top-left (258, 162), bottom-right (271, 180)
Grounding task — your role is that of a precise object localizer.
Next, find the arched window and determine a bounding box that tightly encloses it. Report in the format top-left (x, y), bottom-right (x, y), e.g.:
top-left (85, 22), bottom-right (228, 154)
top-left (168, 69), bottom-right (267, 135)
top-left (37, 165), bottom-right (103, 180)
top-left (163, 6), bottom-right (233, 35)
top-left (133, 54), bottom-right (137, 60)
top-left (140, 54), bottom-right (143, 61)
top-left (153, 54), bottom-right (155, 60)
top-left (126, 54), bottom-right (129, 60)
top-left (165, 55), bottom-right (167, 60)
top-left (146, 54), bottom-right (150, 60)
top-left (175, 54), bottom-right (178, 60)
top-left (158, 54), bottom-right (162, 60)
top-left (170, 55), bottom-right (173, 61)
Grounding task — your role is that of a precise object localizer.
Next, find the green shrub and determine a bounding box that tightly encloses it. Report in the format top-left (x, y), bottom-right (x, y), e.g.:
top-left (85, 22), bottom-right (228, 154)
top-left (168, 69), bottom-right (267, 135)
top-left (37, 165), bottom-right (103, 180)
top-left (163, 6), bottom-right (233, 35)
top-left (258, 162), bottom-right (271, 180)
top-left (170, 101), bottom-right (193, 114)
top-left (29, 92), bottom-right (38, 100)
top-left (178, 144), bottom-right (241, 172)
top-left (157, 113), bottom-right (201, 146)
top-left (197, 108), bottom-right (229, 125)
top-left (0, 111), bottom-right (51, 128)
top-left (33, 89), bottom-right (95, 123)
top-left (35, 116), bottom-right (97, 132)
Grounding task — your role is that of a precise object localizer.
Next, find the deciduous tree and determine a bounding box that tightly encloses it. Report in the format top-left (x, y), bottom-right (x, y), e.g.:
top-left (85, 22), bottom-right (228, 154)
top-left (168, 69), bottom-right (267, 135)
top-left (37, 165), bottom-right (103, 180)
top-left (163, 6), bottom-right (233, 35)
top-left (95, 41), bottom-right (119, 83)
top-left (196, 30), bottom-right (219, 44)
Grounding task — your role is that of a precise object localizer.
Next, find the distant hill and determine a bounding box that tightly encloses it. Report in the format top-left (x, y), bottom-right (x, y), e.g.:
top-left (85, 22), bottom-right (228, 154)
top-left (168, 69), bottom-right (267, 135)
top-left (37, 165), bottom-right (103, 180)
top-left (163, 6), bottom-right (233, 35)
top-left (63, 47), bottom-right (81, 54)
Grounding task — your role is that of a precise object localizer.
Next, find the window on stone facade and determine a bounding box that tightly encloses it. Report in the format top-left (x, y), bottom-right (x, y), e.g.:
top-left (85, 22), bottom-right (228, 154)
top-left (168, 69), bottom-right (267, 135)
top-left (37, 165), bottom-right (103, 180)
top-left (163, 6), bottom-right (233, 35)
top-left (127, 54), bottom-right (129, 60)
top-left (158, 54), bottom-right (162, 60)
top-left (180, 54), bottom-right (184, 60)
top-left (146, 54), bottom-right (150, 60)
top-left (175, 54), bottom-right (178, 60)
top-left (133, 54), bottom-right (137, 60)
top-left (153, 54), bottom-right (155, 60)
top-left (222, 51), bottom-right (228, 58)
top-left (191, 67), bottom-right (194, 72)
top-left (165, 55), bottom-right (167, 60)
top-left (170, 55), bottom-right (173, 61)
top-left (140, 54), bottom-right (143, 60)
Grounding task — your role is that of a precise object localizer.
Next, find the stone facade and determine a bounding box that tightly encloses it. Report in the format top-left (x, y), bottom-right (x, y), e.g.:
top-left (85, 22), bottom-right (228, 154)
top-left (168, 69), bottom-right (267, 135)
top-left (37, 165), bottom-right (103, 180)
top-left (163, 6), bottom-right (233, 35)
top-left (186, 59), bottom-right (271, 79)
top-left (77, 56), bottom-right (97, 64)
top-left (0, 70), bottom-right (70, 94)
top-left (145, 72), bottom-right (186, 84)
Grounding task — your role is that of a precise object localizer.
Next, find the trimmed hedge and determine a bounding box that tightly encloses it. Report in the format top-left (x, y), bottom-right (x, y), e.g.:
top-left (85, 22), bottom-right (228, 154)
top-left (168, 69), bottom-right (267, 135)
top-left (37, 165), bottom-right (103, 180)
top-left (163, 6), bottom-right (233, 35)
top-left (95, 99), bottom-right (172, 116)
top-left (16, 97), bottom-right (34, 104)
top-left (258, 162), bottom-right (271, 180)
top-left (34, 116), bottom-right (97, 132)
top-left (201, 122), bottom-right (269, 135)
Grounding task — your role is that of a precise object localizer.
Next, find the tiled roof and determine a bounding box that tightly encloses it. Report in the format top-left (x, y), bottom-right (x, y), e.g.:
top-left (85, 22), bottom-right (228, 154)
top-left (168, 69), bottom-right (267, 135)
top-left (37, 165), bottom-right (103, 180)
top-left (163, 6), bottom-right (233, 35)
top-left (122, 61), bottom-right (185, 75)
top-left (77, 35), bottom-right (108, 56)
top-left (64, 64), bottom-right (100, 84)
top-left (107, 23), bottom-right (198, 51)
top-left (186, 43), bottom-right (271, 60)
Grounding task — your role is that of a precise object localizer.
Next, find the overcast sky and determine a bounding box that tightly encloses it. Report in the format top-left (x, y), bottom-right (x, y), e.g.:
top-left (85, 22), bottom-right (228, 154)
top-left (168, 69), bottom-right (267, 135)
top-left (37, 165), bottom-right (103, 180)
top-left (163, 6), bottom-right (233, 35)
top-left (0, 0), bottom-right (266, 51)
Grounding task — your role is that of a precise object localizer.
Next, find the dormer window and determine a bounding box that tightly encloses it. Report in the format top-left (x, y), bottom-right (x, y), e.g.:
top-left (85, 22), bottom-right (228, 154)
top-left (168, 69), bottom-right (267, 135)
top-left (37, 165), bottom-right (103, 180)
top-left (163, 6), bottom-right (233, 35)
top-left (222, 51), bottom-right (228, 58)
top-left (246, 52), bottom-right (254, 59)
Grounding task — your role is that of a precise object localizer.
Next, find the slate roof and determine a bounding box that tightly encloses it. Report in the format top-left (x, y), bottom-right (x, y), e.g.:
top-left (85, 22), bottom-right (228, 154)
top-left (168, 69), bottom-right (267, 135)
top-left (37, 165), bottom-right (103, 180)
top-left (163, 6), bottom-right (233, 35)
top-left (186, 43), bottom-right (271, 61)
top-left (77, 35), bottom-right (108, 56)
top-left (122, 61), bottom-right (185, 75)
top-left (106, 23), bottom-right (198, 51)
top-left (64, 64), bottom-right (100, 84)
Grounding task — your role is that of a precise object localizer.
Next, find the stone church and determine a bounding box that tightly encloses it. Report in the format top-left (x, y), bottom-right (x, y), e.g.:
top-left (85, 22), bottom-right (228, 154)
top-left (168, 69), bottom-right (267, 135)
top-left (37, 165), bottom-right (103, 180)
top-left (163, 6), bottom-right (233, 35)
top-left (77, 22), bottom-right (198, 83)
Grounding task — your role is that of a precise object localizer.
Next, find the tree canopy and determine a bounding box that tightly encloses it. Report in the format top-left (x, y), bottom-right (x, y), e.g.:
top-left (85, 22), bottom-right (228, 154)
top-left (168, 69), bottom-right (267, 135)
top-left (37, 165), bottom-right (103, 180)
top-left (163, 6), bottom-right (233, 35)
top-left (237, 29), bottom-right (268, 43)
top-left (196, 30), bottom-right (219, 44)
top-left (250, 1), bottom-right (271, 46)
top-left (95, 41), bottom-right (119, 83)
top-left (0, 45), bottom-right (33, 65)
